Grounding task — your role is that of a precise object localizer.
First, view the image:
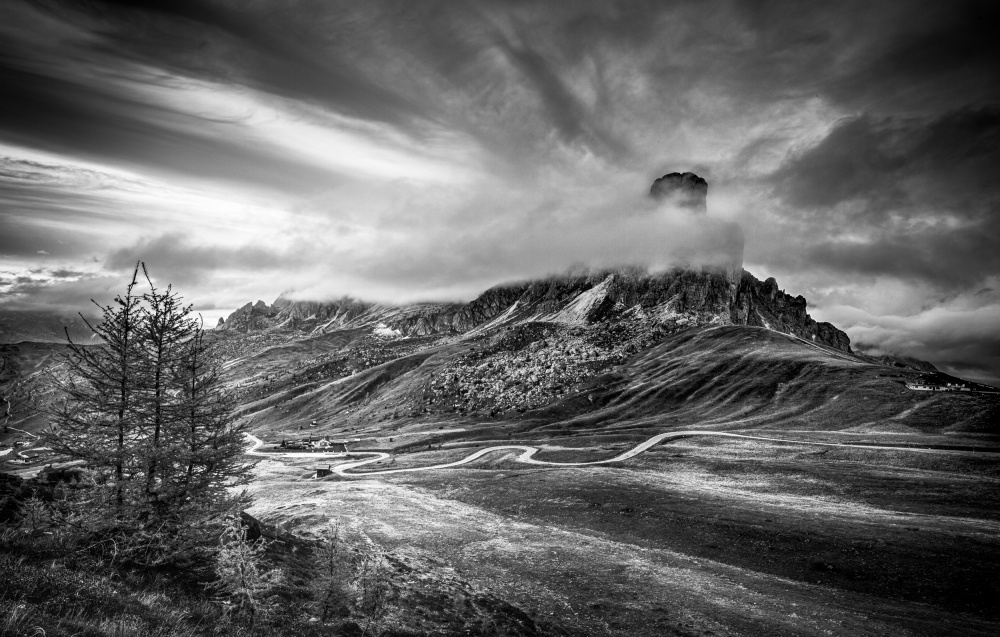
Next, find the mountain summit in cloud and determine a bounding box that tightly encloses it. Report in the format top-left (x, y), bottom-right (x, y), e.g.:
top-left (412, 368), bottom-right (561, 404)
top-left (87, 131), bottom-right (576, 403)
top-left (650, 172), bottom-right (708, 214)
top-left (221, 173), bottom-right (848, 352)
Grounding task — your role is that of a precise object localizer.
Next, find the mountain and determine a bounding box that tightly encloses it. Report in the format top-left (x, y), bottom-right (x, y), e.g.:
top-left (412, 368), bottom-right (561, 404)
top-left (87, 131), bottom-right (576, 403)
top-left (0, 309), bottom-right (97, 344)
top-left (220, 266), bottom-right (852, 353)
top-left (222, 172), bottom-right (847, 351)
top-left (205, 173), bottom-right (999, 437)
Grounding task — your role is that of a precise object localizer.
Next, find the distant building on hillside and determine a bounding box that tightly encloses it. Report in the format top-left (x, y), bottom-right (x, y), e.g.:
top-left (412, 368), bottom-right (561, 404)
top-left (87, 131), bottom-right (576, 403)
top-left (277, 436), bottom-right (348, 452)
top-left (312, 437), bottom-right (348, 452)
top-left (906, 382), bottom-right (972, 392)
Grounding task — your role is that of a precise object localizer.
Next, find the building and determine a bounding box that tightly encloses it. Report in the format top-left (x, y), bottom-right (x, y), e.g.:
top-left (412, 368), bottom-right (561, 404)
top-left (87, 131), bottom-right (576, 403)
top-left (906, 382), bottom-right (974, 392)
top-left (312, 437), bottom-right (348, 452)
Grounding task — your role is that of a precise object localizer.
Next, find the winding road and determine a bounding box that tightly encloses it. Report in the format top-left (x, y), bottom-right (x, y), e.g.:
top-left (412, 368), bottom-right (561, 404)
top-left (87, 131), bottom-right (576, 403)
top-left (245, 429), bottom-right (986, 477)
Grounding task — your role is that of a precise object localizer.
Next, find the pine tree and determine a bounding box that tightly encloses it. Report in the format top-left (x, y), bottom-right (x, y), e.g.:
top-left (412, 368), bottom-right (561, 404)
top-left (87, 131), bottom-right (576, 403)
top-left (169, 315), bottom-right (253, 510)
top-left (136, 266), bottom-right (198, 513)
top-left (46, 264), bottom-right (145, 514)
top-left (44, 263), bottom-right (254, 563)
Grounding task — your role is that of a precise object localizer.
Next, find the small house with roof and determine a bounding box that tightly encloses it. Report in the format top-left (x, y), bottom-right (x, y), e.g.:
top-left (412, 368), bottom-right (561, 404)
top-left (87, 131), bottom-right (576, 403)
top-left (312, 437), bottom-right (348, 452)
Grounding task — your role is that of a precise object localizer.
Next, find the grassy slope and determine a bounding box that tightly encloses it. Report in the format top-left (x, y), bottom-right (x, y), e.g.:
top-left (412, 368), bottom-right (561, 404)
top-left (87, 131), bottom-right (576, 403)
top-left (241, 325), bottom-right (997, 450)
top-left (542, 326), bottom-right (996, 435)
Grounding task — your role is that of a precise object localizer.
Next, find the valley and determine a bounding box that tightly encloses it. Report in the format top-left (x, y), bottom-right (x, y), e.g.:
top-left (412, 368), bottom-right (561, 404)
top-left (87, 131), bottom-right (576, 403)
top-left (224, 292), bottom-right (997, 635)
top-left (2, 267), bottom-right (998, 636)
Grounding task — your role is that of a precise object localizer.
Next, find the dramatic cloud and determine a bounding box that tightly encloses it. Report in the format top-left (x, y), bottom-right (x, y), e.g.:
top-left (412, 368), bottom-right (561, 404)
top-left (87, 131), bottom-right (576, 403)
top-left (0, 0), bottom-right (998, 383)
top-left (106, 233), bottom-right (294, 286)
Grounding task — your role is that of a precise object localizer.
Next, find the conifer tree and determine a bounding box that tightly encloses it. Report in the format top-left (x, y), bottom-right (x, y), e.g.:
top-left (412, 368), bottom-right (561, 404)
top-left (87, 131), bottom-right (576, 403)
top-left (170, 316), bottom-right (253, 509)
top-left (45, 263), bottom-right (253, 562)
top-left (136, 266), bottom-right (198, 512)
top-left (46, 264), bottom-right (145, 513)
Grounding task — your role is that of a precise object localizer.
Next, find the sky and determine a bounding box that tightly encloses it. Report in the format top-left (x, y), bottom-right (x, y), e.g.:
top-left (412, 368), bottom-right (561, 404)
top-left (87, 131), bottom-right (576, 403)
top-left (0, 0), bottom-right (998, 385)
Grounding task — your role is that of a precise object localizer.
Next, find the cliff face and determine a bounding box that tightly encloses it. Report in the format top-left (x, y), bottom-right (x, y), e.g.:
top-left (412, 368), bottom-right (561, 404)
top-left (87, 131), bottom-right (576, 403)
top-left (222, 267), bottom-right (851, 353)
top-left (734, 272), bottom-right (851, 352)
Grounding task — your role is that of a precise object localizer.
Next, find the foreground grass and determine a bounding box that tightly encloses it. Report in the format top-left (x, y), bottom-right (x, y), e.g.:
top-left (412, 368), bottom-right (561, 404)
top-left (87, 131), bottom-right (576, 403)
top-left (0, 520), bottom-right (570, 637)
top-left (0, 548), bottom-right (334, 637)
top-left (2, 553), bottom-right (211, 636)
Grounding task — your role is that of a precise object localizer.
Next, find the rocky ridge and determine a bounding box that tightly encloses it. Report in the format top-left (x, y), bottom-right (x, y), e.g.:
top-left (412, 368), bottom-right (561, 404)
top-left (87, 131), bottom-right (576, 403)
top-left (221, 267), bottom-right (851, 353)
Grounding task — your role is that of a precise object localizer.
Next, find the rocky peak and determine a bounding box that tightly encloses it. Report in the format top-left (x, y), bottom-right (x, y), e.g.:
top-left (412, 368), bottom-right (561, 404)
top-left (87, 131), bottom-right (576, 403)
top-left (220, 265), bottom-right (850, 352)
top-left (218, 299), bottom-right (278, 332)
top-left (733, 272), bottom-right (850, 352)
top-left (650, 172), bottom-right (708, 214)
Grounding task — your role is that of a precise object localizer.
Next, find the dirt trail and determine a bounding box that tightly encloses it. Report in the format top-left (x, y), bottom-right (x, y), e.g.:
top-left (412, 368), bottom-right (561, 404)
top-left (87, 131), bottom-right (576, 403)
top-left (245, 429), bottom-right (993, 477)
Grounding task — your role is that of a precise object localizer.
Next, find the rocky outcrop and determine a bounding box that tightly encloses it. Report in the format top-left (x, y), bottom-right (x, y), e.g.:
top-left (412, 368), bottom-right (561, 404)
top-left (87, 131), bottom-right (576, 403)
top-left (218, 300), bottom-right (278, 333)
top-left (733, 273), bottom-right (851, 352)
top-left (222, 266), bottom-right (851, 353)
top-left (650, 172), bottom-right (708, 214)
top-left (270, 295), bottom-right (377, 328)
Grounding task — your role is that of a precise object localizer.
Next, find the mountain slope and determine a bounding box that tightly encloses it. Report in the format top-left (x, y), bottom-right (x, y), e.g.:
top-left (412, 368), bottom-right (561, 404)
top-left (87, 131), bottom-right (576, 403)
top-left (0, 310), bottom-right (96, 344)
top-left (235, 323), bottom-right (996, 443)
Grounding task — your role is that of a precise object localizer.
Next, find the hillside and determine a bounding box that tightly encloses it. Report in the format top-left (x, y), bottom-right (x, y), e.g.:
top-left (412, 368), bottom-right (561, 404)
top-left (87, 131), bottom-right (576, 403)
top-left (232, 322), bottom-right (996, 444)
top-left (0, 309), bottom-right (96, 344)
top-left (230, 319), bottom-right (999, 637)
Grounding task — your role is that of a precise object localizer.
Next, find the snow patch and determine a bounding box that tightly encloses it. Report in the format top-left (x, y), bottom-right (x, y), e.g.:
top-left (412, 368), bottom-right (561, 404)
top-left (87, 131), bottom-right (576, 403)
top-left (373, 323), bottom-right (402, 338)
